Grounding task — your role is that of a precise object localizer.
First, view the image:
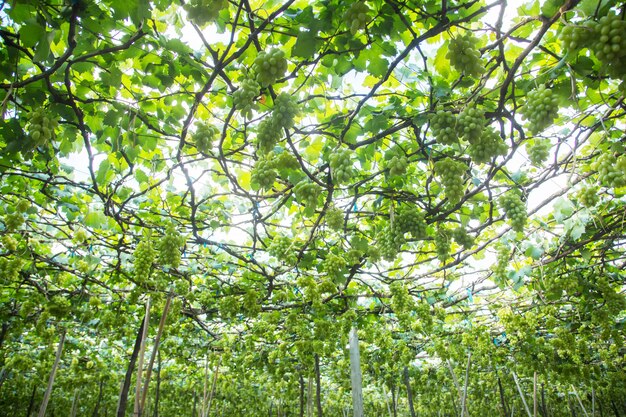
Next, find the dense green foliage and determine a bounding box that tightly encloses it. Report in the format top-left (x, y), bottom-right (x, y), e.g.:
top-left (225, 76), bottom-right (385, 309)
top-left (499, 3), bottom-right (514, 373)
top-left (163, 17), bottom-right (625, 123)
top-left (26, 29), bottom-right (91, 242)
top-left (1, 0), bottom-right (625, 416)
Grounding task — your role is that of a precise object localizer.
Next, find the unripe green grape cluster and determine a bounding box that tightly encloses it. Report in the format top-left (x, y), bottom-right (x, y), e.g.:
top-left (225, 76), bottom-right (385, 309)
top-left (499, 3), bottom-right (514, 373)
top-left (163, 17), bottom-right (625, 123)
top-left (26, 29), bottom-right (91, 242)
top-left (323, 253), bottom-right (346, 277)
top-left (499, 192), bottom-right (527, 232)
top-left (526, 138), bottom-right (551, 166)
top-left (1, 235), bottom-right (18, 252)
top-left (269, 236), bottom-right (297, 265)
top-left (27, 107), bottom-right (58, 147)
top-left (452, 227), bottom-right (474, 250)
top-left (252, 48), bottom-right (288, 87)
top-left (251, 158), bottom-right (278, 191)
top-left (344, 1), bottom-right (371, 35)
top-left (325, 207), bottom-right (344, 231)
top-left (467, 127), bottom-right (508, 164)
top-left (273, 93), bottom-right (299, 129)
top-left (134, 238), bottom-right (156, 283)
top-left (560, 24), bottom-right (592, 52)
top-left (434, 227), bottom-right (451, 262)
top-left (446, 34), bottom-right (485, 77)
top-left (192, 122), bottom-right (219, 153)
top-left (329, 149), bottom-right (354, 184)
top-left (274, 151), bottom-right (299, 170)
top-left (386, 155), bottom-right (408, 177)
top-left (492, 244), bottom-right (509, 282)
top-left (394, 205), bottom-right (427, 239)
top-left (233, 77), bottom-right (261, 119)
top-left (588, 14), bottom-right (626, 64)
top-left (293, 180), bottom-right (322, 209)
top-left (379, 226), bottom-right (403, 262)
top-left (256, 117), bottom-right (282, 154)
top-left (434, 158), bottom-right (467, 204)
top-left (16, 199), bottom-right (30, 213)
top-left (522, 85), bottom-right (559, 134)
top-left (184, 0), bottom-right (226, 27)
top-left (592, 153), bottom-right (626, 188)
top-left (242, 290), bottom-right (261, 316)
top-left (576, 186), bottom-right (600, 208)
top-left (4, 213), bottom-right (24, 232)
top-left (430, 110), bottom-right (458, 145)
top-left (457, 106), bottom-right (485, 143)
top-left (0, 257), bottom-right (23, 283)
top-left (158, 224), bottom-right (183, 268)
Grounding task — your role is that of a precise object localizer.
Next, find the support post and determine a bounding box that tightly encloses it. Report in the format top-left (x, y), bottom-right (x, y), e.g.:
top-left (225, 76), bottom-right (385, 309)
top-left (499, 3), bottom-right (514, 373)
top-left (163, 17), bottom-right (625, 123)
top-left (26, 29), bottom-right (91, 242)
top-left (349, 327), bottom-right (364, 417)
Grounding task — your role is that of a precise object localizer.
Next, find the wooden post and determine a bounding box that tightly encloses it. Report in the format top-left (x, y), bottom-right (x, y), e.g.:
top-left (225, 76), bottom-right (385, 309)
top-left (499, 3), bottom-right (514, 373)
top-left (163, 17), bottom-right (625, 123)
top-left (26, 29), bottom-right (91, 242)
top-left (571, 385), bottom-right (589, 417)
top-left (314, 354), bottom-right (323, 417)
top-left (117, 314), bottom-right (146, 417)
top-left (37, 329), bottom-right (66, 417)
top-left (512, 371), bottom-right (533, 417)
top-left (447, 360), bottom-right (469, 417)
top-left (461, 351), bottom-right (472, 417)
top-left (498, 376), bottom-right (510, 417)
top-left (201, 357), bottom-right (209, 417)
top-left (205, 356), bottom-right (221, 417)
top-left (134, 299), bottom-right (151, 417)
top-left (299, 374), bottom-right (305, 417)
top-left (403, 366), bottom-right (416, 417)
top-left (70, 388), bottom-right (81, 417)
top-left (349, 327), bottom-right (364, 417)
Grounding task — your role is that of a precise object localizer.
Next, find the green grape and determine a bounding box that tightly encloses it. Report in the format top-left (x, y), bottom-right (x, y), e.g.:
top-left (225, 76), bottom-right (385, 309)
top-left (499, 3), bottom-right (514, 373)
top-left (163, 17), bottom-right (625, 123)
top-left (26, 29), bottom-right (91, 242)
top-left (252, 48), bottom-right (288, 87)
top-left (4, 213), bottom-right (24, 232)
top-left (446, 33), bottom-right (485, 77)
top-left (323, 253), bottom-right (346, 277)
top-left (379, 225), bottom-right (403, 262)
top-left (593, 153), bottom-right (626, 188)
top-left (499, 192), bottom-right (527, 232)
top-left (293, 180), bottom-right (322, 209)
top-left (345, 249), bottom-right (362, 266)
top-left (233, 77), bottom-right (261, 119)
top-left (386, 155), bottom-right (408, 177)
top-left (158, 224), bottom-right (183, 268)
top-left (576, 186), bottom-right (600, 208)
top-left (452, 227), bottom-right (474, 250)
top-left (272, 93), bottom-right (299, 129)
top-left (467, 127), bottom-right (508, 164)
top-left (526, 138), bottom-right (551, 166)
top-left (394, 205), bottom-right (427, 239)
top-left (560, 24), bottom-right (593, 52)
top-left (0, 257), bottom-right (23, 283)
top-left (344, 1), bottom-right (371, 35)
top-left (434, 158), bottom-right (467, 204)
top-left (434, 226), bottom-right (451, 262)
top-left (367, 245), bottom-right (381, 262)
top-left (269, 236), bottom-right (297, 265)
top-left (325, 207), bottom-right (344, 231)
top-left (242, 290), bottom-right (261, 316)
top-left (1, 235), bottom-right (18, 252)
top-left (192, 122), bottom-right (219, 153)
top-left (27, 107), bottom-right (58, 147)
top-left (273, 151), bottom-right (299, 170)
top-left (184, 0), bottom-right (227, 26)
top-left (219, 295), bottom-right (239, 319)
top-left (588, 14), bottom-right (626, 64)
top-left (329, 149), bottom-right (354, 185)
top-left (256, 117), bottom-right (282, 154)
top-left (133, 238), bottom-right (156, 283)
top-left (16, 199), bottom-right (30, 213)
top-left (430, 110), bottom-right (458, 145)
top-left (251, 158), bottom-right (278, 191)
top-left (47, 295), bottom-right (71, 318)
top-left (456, 106), bottom-right (485, 143)
top-left (522, 85), bottom-right (559, 134)
top-left (492, 244), bottom-right (510, 282)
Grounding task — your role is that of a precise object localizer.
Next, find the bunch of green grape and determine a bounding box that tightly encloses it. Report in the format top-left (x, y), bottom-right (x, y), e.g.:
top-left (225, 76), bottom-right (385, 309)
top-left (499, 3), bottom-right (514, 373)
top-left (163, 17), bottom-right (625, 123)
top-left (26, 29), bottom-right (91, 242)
top-left (588, 14), bottom-right (626, 64)
top-left (252, 48), bottom-right (288, 87)
top-left (592, 153), bottom-right (626, 188)
top-left (251, 158), bottom-right (278, 191)
top-left (293, 180), bottom-right (322, 209)
top-left (184, 0), bottom-right (226, 27)
top-left (256, 117), bottom-right (282, 154)
top-left (394, 205), bottom-right (427, 239)
top-left (434, 227), bottom-right (451, 262)
top-left (434, 158), bottom-right (467, 204)
top-left (192, 122), bottom-right (219, 153)
top-left (386, 154), bottom-right (408, 177)
top-left (367, 245), bottom-right (382, 262)
top-left (576, 186), bottom-right (600, 208)
top-left (158, 224), bottom-right (183, 268)
top-left (446, 33), bottom-right (485, 77)
top-left (325, 207), bottom-right (344, 231)
top-left (242, 290), bottom-right (261, 316)
top-left (16, 199), bottom-right (30, 213)
top-left (0, 257), bottom-right (23, 283)
top-left (329, 149), bottom-right (353, 184)
top-left (269, 236), bottom-right (297, 265)
top-left (379, 225), bottom-right (403, 262)
top-left (560, 24), bottom-right (592, 52)
top-left (456, 106), bottom-right (485, 143)
top-left (492, 244), bottom-right (510, 282)
top-left (4, 213), bottom-right (24, 232)
top-left (323, 253), bottom-right (346, 277)
top-left (522, 85), bottom-right (559, 134)
top-left (526, 138), bottom-right (551, 166)
top-left (233, 77), bottom-right (261, 119)
top-left (273, 151), bottom-right (299, 170)
top-left (344, 1), bottom-right (371, 35)
top-left (1, 234), bottom-right (18, 252)
top-left (273, 93), bottom-right (299, 129)
top-left (430, 110), bottom-right (458, 145)
top-left (467, 127), bottom-right (508, 164)
top-left (27, 107), bottom-right (58, 147)
top-left (452, 227), bottom-right (474, 250)
top-left (499, 192), bottom-right (527, 232)
top-left (134, 238), bottom-right (156, 282)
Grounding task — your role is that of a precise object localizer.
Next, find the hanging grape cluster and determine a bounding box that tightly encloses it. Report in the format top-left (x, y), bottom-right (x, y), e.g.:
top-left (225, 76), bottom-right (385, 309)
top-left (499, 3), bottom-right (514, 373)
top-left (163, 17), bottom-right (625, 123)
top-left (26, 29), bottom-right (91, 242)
top-left (251, 158), bottom-right (278, 191)
top-left (379, 225), bottom-right (403, 262)
top-left (394, 205), bottom-right (427, 239)
top-left (184, 0), bottom-right (226, 27)
top-left (4, 213), bottom-right (24, 232)
top-left (329, 149), bottom-right (354, 185)
top-left (430, 110), bottom-right (458, 145)
top-left (492, 244), bottom-right (510, 282)
top-left (27, 107), bottom-right (58, 148)
top-left (457, 106), bottom-right (485, 143)
top-left (344, 1), bottom-right (371, 35)
top-left (386, 154), bottom-right (408, 177)
top-left (325, 207), bottom-right (344, 231)
top-left (256, 117), bottom-right (282, 154)
top-left (452, 227), bottom-right (474, 250)
top-left (592, 153), bottom-right (626, 188)
top-left (560, 24), bottom-right (592, 52)
top-left (499, 192), bottom-right (527, 232)
top-left (526, 138), bottom-right (551, 166)
top-left (269, 236), bottom-right (297, 265)
top-left (158, 224), bottom-right (184, 268)
top-left (1, 235), bottom-right (18, 252)
top-left (434, 226), bottom-right (451, 262)
top-left (274, 151), bottom-right (299, 170)
top-left (446, 33), bottom-right (485, 77)
top-left (576, 186), bottom-right (600, 208)
top-left (252, 48), bottom-right (288, 87)
top-left (273, 93), bottom-right (299, 129)
top-left (434, 158), bottom-right (467, 204)
top-left (323, 253), bottom-right (346, 277)
top-left (192, 122), bottom-right (219, 153)
top-left (0, 257), bottom-right (23, 283)
top-left (255, 94), bottom-right (300, 154)
top-left (233, 77), bottom-right (261, 119)
top-left (522, 85), bottom-right (559, 134)
top-left (293, 180), bottom-right (322, 209)
top-left (133, 238), bottom-right (156, 283)
top-left (467, 127), bottom-right (508, 164)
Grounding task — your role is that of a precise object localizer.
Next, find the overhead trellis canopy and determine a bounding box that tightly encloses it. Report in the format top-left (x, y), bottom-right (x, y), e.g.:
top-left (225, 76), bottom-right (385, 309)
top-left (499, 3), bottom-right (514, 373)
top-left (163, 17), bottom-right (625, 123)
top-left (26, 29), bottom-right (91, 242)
top-left (0, 0), bottom-right (625, 416)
